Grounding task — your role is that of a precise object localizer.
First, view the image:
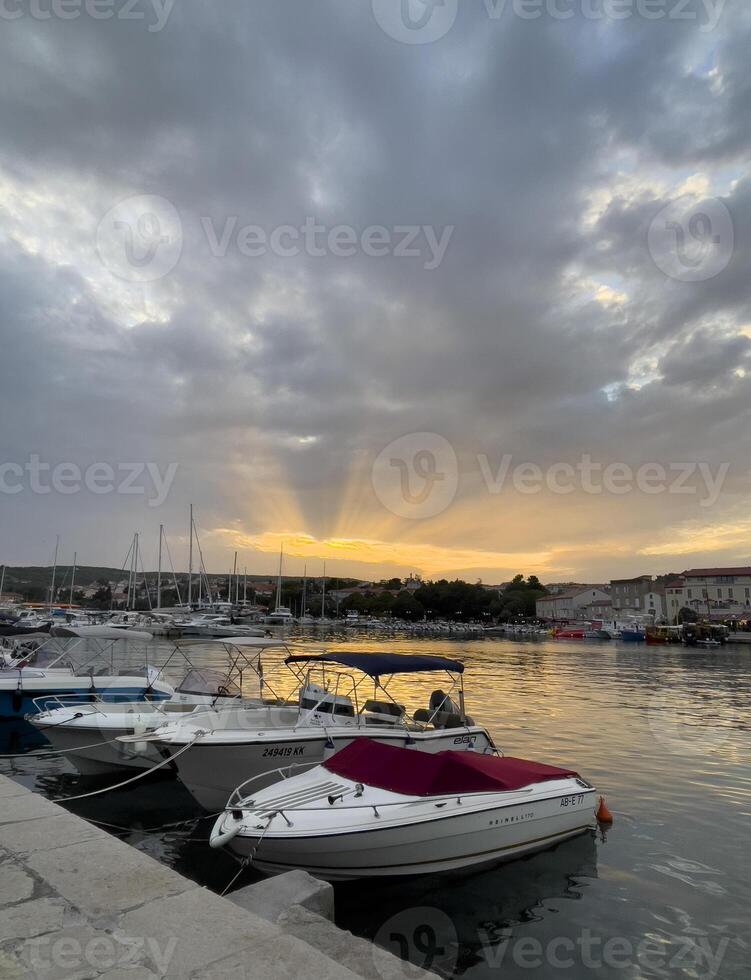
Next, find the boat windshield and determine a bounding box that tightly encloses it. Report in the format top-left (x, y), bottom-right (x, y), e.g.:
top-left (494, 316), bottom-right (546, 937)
top-left (26, 648), bottom-right (65, 668)
top-left (175, 669), bottom-right (241, 698)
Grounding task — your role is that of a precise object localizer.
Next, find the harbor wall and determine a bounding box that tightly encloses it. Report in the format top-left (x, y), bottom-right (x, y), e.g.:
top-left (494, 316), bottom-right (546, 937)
top-left (0, 774), bottom-right (437, 980)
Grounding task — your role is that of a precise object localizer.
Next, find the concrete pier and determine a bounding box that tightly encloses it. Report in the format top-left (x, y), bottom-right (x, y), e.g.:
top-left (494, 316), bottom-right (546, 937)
top-left (0, 775), bottom-right (437, 980)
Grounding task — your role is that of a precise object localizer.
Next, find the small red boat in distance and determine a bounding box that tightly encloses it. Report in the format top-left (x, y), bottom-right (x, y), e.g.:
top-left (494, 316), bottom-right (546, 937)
top-left (554, 628), bottom-right (585, 639)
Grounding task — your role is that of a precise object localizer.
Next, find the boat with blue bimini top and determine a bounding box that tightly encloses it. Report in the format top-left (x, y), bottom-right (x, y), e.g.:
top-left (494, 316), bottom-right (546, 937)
top-left (209, 738), bottom-right (597, 880)
top-left (0, 626), bottom-right (172, 718)
top-left (121, 651), bottom-right (496, 811)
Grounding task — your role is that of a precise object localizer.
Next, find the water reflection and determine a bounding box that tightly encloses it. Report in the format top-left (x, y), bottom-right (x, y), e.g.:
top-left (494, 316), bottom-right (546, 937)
top-left (337, 830), bottom-right (599, 978)
top-left (2, 634), bottom-right (749, 978)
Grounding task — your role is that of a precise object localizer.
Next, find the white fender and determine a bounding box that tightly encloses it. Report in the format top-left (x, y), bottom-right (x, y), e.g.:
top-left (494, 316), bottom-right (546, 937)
top-left (132, 720), bottom-right (148, 756)
top-left (210, 814), bottom-right (243, 849)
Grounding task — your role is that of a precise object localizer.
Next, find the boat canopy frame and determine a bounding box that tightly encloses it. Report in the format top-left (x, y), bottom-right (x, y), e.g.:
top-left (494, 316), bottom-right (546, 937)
top-left (284, 652), bottom-right (469, 729)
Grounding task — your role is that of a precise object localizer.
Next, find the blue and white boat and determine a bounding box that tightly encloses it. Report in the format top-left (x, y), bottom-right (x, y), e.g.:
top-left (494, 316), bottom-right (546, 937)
top-left (620, 628), bottom-right (646, 642)
top-left (0, 626), bottom-right (172, 718)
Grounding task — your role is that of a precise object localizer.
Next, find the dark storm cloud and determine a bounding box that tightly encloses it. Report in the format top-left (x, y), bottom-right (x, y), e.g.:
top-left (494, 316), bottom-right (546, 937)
top-left (1, 0), bottom-right (750, 575)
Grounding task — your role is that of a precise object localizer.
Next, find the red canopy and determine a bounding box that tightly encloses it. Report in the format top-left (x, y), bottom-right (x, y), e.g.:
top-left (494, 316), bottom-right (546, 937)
top-left (323, 739), bottom-right (580, 797)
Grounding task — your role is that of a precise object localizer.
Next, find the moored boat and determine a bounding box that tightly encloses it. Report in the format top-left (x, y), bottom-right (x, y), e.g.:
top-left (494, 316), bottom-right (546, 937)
top-left (209, 738), bottom-right (597, 880)
top-left (0, 627), bottom-right (171, 718)
top-left (554, 628), bottom-right (584, 640)
top-left (28, 636), bottom-right (286, 774)
top-left (646, 625), bottom-right (683, 645)
top-left (123, 651), bottom-right (496, 811)
top-left (620, 628), bottom-right (646, 642)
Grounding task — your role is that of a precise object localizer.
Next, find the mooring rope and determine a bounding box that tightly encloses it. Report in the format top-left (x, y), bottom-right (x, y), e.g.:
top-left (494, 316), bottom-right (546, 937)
top-left (0, 731), bottom-right (139, 759)
top-left (219, 813), bottom-right (274, 895)
top-left (85, 810), bottom-right (222, 835)
top-left (50, 732), bottom-right (204, 803)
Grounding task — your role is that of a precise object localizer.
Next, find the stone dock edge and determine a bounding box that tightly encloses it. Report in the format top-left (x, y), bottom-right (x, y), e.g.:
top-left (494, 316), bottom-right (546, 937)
top-left (0, 774), bottom-right (438, 980)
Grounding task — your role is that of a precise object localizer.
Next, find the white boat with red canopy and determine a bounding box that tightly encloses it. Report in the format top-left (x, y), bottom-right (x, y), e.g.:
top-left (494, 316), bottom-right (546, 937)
top-left (210, 738), bottom-right (597, 880)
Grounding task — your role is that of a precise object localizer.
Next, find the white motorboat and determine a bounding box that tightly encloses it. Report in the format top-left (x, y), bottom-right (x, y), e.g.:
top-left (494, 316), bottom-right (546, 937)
top-left (181, 615), bottom-right (267, 638)
top-left (210, 738), bottom-right (597, 880)
top-left (28, 637), bottom-right (287, 774)
top-left (121, 651), bottom-right (496, 811)
top-left (264, 606), bottom-right (296, 627)
top-left (1, 627), bottom-right (172, 718)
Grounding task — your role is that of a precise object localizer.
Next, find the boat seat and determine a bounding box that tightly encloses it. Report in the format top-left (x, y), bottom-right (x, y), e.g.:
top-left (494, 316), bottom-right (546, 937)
top-left (361, 699), bottom-right (405, 724)
top-left (413, 707), bottom-right (466, 729)
top-left (437, 712), bottom-right (465, 729)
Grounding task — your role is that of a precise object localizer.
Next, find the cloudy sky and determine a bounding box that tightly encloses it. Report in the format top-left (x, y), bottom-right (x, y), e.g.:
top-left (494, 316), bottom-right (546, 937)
top-left (1, 0), bottom-right (750, 583)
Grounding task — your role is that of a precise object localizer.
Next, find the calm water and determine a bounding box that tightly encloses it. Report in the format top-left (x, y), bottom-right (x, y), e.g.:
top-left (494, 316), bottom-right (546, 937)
top-left (2, 634), bottom-right (749, 979)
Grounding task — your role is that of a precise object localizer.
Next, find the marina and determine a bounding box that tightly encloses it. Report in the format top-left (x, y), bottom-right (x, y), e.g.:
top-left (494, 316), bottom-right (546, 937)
top-left (3, 1), bottom-right (751, 977)
top-left (2, 631), bottom-right (748, 978)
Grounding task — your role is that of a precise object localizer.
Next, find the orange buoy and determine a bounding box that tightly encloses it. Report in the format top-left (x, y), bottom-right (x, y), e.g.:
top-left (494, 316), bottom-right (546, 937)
top-left (596, 796), bottom-right (614, 824)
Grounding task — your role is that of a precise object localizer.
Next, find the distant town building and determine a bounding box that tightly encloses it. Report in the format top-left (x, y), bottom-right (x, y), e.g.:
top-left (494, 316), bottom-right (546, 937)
top-left (664, 578), bottom-right (685, 622)
top-left (252, 583), bottom-right (277, 597)
top-left (0, 592), bottom-right (24, 604)
top-left (582, 598), bottom-right (613, 620)
top-left (536, 587), bottom-right (611, 621)
top-left (610, 575), bottom-right (663, 617)
top-left (681, 567), bottom-right (751, 612)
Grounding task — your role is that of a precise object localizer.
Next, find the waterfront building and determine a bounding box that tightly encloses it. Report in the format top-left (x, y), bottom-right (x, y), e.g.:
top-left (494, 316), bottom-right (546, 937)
top-left (582, 598), bottom-right (613, 620)
top-left (681, 567), bottom-right (751, 613)
top-left (664, 578), bottom-right (685, 623)
top-left (536, 587), bottom-right (610, 622)
top-left (610, 575), bottom-right (664, 618)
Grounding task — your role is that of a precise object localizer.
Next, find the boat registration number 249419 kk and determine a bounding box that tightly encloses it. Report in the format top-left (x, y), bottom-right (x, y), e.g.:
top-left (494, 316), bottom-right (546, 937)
top-left (559, 793), bottom-right (586, 807)
top-left (261, 746), bottom-right (305, 758)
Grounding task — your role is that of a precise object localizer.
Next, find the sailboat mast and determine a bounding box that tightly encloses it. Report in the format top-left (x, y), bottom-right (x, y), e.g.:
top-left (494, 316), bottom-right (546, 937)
top-left (69, 551), bottom-right (77, 608)
top-left (321, 560), bottom-right (326, 619)
top-left (232, 551), bottom-right (238, 605)
top-left (49, 535), bottom-right (60, 609)
top-left (188, 504), bottom-right (194, 608)
top-left (127, 533), bottom-right (134, 609)
top-left (0, 564), bottom-right (5, 604)
top-left (157, 525), bottom-right (163, 610)
top-left (134, 532), bottom-right (140, 609)
top-left (243, 567), bottom-right (247, 604)
top-left (302, 564), bottom-right (307, 618)
top-left (276, 545), bottom-right (283, 611)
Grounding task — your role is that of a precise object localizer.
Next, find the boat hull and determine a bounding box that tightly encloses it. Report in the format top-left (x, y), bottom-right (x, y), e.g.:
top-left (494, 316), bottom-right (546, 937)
top-left (165, 726), bottom-right (494, 811)
top-left (33, 720), bottom-right (165, 774)
top-left (30, 697), bottom-right (248, 774)
top-left (226, 792), bottom-right (596, 880)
